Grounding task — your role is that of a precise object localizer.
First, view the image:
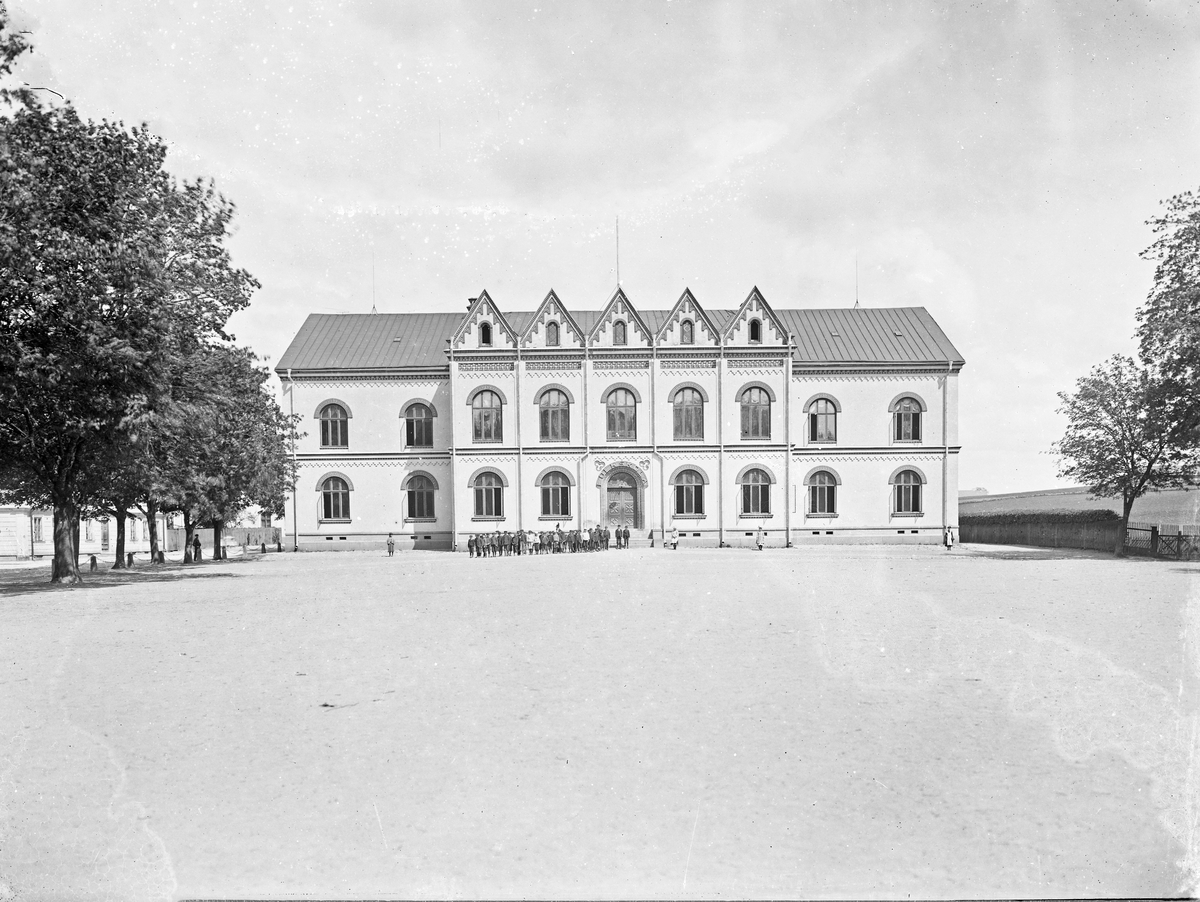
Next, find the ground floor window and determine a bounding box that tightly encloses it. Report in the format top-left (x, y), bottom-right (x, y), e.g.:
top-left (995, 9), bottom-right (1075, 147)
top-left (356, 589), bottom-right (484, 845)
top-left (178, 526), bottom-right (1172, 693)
top-left (322, 476), bottom-right (351, 520)
top-left (741, 468), bottom-right (771, 515)
top-left (539, 472), bottom-right (570, 517)
top-left (894, 470), bottom-right (923, 513)
top-left (674, 469), bottom-right (705, 516)
top-left (808, 471), bottom-right (837, 515)
top-left (32, 516), bottom-right (43, 543)
top-left (473, 472), bottom-right (503, 517)
top-left (407, 475), bottom-right (435, 519)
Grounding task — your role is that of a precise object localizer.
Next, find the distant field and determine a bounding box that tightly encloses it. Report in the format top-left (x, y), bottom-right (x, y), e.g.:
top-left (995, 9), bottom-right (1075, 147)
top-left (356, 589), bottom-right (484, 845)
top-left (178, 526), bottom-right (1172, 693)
top-left (960, 486), bottom-right (1200, 527)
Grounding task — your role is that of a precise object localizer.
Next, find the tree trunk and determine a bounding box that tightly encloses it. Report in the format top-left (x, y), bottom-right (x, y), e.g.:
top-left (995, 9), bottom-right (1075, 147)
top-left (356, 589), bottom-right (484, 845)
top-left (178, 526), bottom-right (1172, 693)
top-left (212, 520), bottom-right (223, 561)
top-left (145, 497), bottom-right (160, 563)
top-left (183, 509), bottom-right (194, 563)
top-left (72, 517), bottom-right (80, 565)
top-left (1116, 495), bottom-right (1134, 556)
top-left (50, 498), bottom-right (81, 584)
top-left (112, 509), bottom-right (127, 569)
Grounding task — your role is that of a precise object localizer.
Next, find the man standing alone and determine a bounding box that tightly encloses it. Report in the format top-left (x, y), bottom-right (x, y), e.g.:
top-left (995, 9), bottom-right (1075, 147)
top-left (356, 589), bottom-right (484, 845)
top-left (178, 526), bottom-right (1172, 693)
top-left (386, 533), bottom-right (395, 557)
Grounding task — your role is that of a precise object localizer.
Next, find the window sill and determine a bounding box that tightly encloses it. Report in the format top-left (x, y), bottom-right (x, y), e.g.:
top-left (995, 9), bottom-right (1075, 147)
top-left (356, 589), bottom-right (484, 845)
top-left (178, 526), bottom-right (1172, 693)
top-left (741, 435), bottom-right (773, 441)
top-left (672, 437), bottom-right (707, 442)
top-left (319, 519), bottom-right (352, 524)
top-left (672, 513), bottom-right (707, 520)
top-left (805, 513), bottom-right (839, 519)
top-left (473, 439), bottom-right (504, 444)
top-left (538, 515), bottom-right (571, 521)
top-left (739, 513), bottom-right (774, 519)
top-left (891, 512), bottom-right (924, 518)
top-left (540, 438), bottom-right (571, 443)
top-left (320, 446), bottom-right (349, 451)
top-left (606, 436), bottom-right (638, 442)
top-left (405, 518), bottom-right (437, 523)
top-left (471, 516), bottom-right (505, 522)
top-left (807, 440), bottom-right (837, 445)
top-left (405, 445), bottom-right (434, 451)
top-left (892, 440), bottom-right (923, 445)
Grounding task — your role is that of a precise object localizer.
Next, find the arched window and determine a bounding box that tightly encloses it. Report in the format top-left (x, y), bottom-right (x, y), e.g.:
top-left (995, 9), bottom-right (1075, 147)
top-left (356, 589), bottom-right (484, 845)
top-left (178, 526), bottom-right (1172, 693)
top-left (472, 390), bottom-right (502, 442)
top-left (539, 388), bottom-right (569, 441)
top-left (479, 322), bottom-right (493, 347)
top-left (894, 397), bottom-right (922, 441)
top-left (894, 470), bottom-right (923, 514)
top-left (539, 471), bottom-right (571, 517)
top-left (405, 403), bottom-right (433, 448)
top-left (673, 387), bottom-right (704, 440)
top-left (680, 319), bottom-right (695, 345)
top-left (749, 318), bottom-right (762, 343)
top-left (809, 398), bottom-right (837, 443)
top-left (740, 387), bottom-right (770, 439)
top-left (321, 476), bottom-right (350, 520)
top-left (545, 321), bottom-right (560, 347)
top-left (406, 474), bottom-right (435, 519)
top-left (320, 403), bottom-right (348, 448)
top-left (808, 471), bottom-right (836, 515)
top-left (741, 468), bottom-right (771, 515)
top-left (473, 471), bottom-right (503, 517)
top-left (606, 388), bottom-right (637, 441)
top-left (613, 320), bottom-right (627, 346)
top-left (674, 469), bottom-right (705, 516)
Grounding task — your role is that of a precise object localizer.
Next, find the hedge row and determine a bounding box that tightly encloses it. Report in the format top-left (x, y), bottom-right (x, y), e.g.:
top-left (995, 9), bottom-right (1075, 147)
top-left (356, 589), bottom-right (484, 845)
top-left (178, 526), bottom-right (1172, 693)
top-left (959, 508), bottom-right (1120, 526)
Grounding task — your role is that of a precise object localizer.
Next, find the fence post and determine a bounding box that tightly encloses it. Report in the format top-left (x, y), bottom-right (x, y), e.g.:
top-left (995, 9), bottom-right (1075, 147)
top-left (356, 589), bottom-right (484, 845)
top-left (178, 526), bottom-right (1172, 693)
top-left (1151, 525), bottom-right (1159, 555)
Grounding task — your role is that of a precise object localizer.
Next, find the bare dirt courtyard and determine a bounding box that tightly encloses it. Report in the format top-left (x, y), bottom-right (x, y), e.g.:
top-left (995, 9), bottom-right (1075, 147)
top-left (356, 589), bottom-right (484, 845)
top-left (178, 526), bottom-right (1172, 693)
top-left (0, 544), bottom-right (1196, 900)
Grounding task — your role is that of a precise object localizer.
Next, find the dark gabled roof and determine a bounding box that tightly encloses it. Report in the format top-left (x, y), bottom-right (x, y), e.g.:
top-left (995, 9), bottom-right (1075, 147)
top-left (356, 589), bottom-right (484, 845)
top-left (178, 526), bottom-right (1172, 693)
top-left (276, 306), bottom-right (964, 372)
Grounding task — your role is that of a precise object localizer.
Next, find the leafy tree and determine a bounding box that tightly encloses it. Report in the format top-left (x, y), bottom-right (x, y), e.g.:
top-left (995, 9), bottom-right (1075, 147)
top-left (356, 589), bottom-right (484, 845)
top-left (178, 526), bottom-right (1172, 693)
top-left (1138, 188), bottom-right (1200, 381)
top-left (1053, 355), bottom-right (1200, 554)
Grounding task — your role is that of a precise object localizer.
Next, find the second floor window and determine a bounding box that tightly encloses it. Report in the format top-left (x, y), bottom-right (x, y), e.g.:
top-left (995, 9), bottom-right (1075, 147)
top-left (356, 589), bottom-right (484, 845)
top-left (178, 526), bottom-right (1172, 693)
top-left (673, 387), bottom-right (704, 440)
top-left (406, 474), bottom-right (435, 519)
top-left (613, 320), bottom-right (627, 345)
top-left (894, 398), bottom-right (922, 441)
top-left (606, 388), bottom-right (636, 441)
top-left (749, 318), bottom-right (762, 342)
top-left (741, 387), bottom-right (770, 439)
top-left (545, 321), bottom-right (560, 346)
top-left (405, 403), bottom-right (433, 447)
top-left (479, 322), bottom-right (493, 347)
top-left (472, 390), bottom-right (502, 442)
top-left (320, 403), bottom-right (348, 448)
top-left (539, 389), bottom-right (569, 441)
top-left (809, 398), bottom-right (837, 443)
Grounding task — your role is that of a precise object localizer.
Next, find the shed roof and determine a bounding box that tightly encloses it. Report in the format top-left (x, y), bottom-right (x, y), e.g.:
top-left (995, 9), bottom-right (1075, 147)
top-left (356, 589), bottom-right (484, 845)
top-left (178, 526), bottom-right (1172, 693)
top-left (276, 306), bottom-right (963, 372)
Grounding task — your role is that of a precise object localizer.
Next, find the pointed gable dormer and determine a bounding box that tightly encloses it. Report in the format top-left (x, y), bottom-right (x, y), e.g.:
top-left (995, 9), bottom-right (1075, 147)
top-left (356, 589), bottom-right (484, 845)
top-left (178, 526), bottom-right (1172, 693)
top-left (451, 289), bottom-right (519, 351)
top-left (723, 286), bottom-right (788, 347)
top-left (588, 287), bottom-right (653, 349)
top-left (521, 289), bottom-right (586, 350)
top-left (656, 288), bottom-right (720, 347)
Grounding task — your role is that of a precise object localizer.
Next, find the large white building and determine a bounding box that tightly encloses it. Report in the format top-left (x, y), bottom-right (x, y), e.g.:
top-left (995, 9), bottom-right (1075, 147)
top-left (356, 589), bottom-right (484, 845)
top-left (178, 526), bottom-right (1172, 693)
top-left (275, 287), bottom-right (964, 551)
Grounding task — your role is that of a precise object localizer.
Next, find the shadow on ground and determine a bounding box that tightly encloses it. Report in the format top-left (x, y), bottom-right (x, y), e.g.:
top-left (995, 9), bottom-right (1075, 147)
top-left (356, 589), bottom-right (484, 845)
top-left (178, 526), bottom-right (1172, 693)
top-left (958, 543), bottom-right (1140, 562)
top-left (0, 557), bottom-right (262, 597)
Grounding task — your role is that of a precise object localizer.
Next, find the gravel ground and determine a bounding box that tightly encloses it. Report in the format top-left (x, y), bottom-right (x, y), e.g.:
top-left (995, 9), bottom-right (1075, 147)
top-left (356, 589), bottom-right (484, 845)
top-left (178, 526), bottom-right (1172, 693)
top-left (0, 544), bottom-right (1195, 900)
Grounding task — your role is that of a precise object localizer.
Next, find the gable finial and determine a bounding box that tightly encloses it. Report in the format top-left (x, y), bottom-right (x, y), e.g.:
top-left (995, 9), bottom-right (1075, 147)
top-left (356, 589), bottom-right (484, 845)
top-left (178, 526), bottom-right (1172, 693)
top-left (854, 253), bottom-right (860, 309)
top-left (615, 215), bottom-right (620, 288)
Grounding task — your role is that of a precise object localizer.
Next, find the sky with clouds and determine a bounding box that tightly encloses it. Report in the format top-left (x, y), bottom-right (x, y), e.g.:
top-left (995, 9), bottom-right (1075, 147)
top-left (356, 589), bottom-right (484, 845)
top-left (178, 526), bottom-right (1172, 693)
top-left (9, 0), bottom-right (1200, 492)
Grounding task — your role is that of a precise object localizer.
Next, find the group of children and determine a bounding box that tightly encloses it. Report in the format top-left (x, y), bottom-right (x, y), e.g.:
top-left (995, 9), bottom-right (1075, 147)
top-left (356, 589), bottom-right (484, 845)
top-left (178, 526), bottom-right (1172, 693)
top-left (468, 524), bottom-right (633, 557)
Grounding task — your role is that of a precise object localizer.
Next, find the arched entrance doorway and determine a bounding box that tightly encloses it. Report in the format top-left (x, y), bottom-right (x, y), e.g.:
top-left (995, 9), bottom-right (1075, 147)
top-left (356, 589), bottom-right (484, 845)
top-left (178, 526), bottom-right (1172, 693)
top-left (604, 469), bottom-right (642, 529)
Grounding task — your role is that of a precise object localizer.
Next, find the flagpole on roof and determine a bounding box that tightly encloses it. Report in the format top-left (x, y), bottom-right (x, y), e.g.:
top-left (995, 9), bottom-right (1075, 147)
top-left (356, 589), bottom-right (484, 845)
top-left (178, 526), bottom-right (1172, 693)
top-left (616, 216), bottom-right (620, 288)
top-left (371, 250), bottom-right (377, 314)
top-left (854, 253), bottom-right (860, 309)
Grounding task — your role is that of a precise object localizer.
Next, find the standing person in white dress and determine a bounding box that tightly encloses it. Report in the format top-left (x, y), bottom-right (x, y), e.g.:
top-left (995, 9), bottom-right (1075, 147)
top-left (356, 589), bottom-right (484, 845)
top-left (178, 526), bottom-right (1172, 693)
top-left (755, 526), bottom-right (765, 551)
top-left (669, 525), bottom-right (679, 550)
